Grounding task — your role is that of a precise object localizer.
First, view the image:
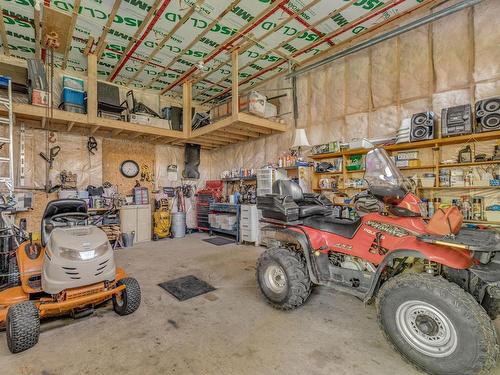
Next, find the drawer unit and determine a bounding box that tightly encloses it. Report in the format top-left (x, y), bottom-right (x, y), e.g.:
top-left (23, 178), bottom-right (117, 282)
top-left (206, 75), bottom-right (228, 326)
top-left (240, 205), bottom-right (261, 245)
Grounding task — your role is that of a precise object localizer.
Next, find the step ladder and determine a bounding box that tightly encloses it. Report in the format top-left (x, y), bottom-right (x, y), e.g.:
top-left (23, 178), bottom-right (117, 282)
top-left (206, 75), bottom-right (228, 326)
top-left (0, 76), bottom-right (15, 196)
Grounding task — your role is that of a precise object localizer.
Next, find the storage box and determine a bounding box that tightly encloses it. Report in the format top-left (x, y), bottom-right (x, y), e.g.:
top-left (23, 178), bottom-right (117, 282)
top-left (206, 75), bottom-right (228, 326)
top-left (129, 113), bottom-right (152, 125)
top-left (485, 210), bottom-right (500, 222)
top-left (149, 117), bottom-right (171, 129)
top-left (62, 87), bottom-right (85, 106)
top-left (346, 155), bottom-right (364, 171)
top-left (61, 103), bottom-right (85, 114)
top-left (31, 89), bottom-right (50, 106)
top-left (63, 75), bottom-right (84, 91)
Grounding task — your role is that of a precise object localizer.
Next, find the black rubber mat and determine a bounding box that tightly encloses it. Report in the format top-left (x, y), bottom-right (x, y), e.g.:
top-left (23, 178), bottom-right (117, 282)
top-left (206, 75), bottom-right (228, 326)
top-left (202, 236), bottom-right (235, 246)
top-left (158, 275), bottom-right (215, 301)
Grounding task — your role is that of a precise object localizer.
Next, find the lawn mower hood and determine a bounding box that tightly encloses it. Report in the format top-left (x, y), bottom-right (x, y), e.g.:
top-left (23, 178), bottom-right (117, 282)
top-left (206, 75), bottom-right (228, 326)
top-left (41, 199), bottom-right (116, 295)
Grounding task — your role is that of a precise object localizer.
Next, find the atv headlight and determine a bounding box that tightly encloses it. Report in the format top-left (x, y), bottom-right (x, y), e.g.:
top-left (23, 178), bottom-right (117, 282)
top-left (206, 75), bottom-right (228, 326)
top-left (59, 242), bottom-right (110, 261)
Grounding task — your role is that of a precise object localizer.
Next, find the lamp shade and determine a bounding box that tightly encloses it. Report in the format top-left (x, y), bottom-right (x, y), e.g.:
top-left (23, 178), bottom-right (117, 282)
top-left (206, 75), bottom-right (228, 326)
top-left (291, 128), bottom-right (311, 149)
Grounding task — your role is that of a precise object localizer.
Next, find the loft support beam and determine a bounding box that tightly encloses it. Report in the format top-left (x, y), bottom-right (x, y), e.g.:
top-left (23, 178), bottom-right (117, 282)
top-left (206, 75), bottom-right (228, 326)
top-left (67, 121), bottom-right (75, 131)
top-left (87, 54), bottom-right (97, 124)
top-left (183, 80), bottom-right (192, 138)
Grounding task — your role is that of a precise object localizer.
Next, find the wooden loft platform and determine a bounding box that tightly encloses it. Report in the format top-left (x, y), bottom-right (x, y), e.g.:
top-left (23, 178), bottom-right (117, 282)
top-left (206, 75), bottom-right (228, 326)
top-left (2, 103), bottom-right (184, 143)
top-left (0, 49), bottom-right (286, 148)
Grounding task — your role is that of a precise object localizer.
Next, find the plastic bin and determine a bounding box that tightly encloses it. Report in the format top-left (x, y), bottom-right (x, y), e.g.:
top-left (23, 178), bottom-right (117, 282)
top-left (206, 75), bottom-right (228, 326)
top-left (62, 87), bottom-right (85, 106)
top-left (61, 103), bottom-right (85, 114)
top-left (63, 75), bottom-right (84, 91)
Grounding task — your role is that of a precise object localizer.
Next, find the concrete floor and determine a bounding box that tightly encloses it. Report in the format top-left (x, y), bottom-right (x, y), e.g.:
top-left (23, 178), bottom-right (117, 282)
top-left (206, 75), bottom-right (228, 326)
top-left (1, 233), bottom-right (499, 375)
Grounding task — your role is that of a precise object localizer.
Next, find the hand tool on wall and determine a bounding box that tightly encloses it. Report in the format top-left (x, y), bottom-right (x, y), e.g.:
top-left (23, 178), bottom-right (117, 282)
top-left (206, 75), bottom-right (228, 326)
top-left (39, 145), bottom-right (60, 169)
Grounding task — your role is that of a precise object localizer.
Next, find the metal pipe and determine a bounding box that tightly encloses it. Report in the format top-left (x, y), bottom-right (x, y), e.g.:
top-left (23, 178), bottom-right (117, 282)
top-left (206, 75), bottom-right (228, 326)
top-left (286, 0), bottom-right (482, 79)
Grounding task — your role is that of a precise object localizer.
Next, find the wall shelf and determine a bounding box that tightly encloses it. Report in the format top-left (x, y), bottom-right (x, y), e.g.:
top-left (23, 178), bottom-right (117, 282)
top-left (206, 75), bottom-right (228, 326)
top-left (309, 130), bottom-right (500, 160)
top-left (417, 186), bottom-right (499, 190)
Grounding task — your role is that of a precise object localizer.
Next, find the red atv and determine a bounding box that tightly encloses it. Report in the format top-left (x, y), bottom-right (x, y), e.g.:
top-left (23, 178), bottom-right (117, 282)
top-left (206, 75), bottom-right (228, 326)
top-left (256, 148), bottom-right (500, 375)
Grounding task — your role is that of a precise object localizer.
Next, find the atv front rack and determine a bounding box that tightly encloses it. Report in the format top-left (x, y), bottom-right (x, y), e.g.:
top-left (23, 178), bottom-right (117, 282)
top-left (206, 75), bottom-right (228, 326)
top-left (417, 228), bottom-right (500, 252)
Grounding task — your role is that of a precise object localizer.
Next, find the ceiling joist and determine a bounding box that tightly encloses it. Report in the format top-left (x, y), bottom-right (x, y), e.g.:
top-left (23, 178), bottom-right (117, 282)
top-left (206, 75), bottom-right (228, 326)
top-left (0, 6), bottom-right (10, 56)
top-left (95, 0), bottom-right (122, 59)
top-left (61, 0), bottom-right (81, 70)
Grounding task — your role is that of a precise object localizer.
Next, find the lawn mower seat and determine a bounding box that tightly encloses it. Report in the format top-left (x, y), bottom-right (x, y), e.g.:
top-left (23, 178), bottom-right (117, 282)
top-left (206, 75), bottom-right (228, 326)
top-left (272, 180), bottom-right (332, 218)
top-left (41, 199), bottom-right (88, 246)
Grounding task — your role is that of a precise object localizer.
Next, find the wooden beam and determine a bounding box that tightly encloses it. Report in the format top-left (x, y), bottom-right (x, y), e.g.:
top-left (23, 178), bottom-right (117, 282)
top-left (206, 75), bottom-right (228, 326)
top-left (67, 121), bottom-right (75, 131)
top-left (90, 125), bottom-right (100, 135)
top-left (112, 128), bottom-right (123, 136)
top-left (160, 0), bottom-right (289, 94)
top-left (127, 0), bottom-right (204, 85)
top-left (87, 54), bottom-right (97, 124)
top-left (107, 0), bottom-right (162, 81)
top-left (130, 133), bottom-right (143, 139)
top-left (95, 0), bottom-right (122, 59)
top-left (183, 80), bottom-right (192, 138)
top-left (221, 127), bottom-right (260, 138)
top-left (212, 131), bottom-right (248, 141)
top-left (41, 117), bottom-right (46, 129)
top-left (231, 49), bottom-right (239, 120)
top-left (0, 6), bottom-right (10, 56)
top-left (146, 0), bottom-right (242, 89)
top-left (83, 36), bottom-right (94, 55)
top-left (62, 0), bottom-right (81, 70)
top-left (33, 4), bottom-right (41, 59)
top-left (202, 134), bottom-right (234, 144)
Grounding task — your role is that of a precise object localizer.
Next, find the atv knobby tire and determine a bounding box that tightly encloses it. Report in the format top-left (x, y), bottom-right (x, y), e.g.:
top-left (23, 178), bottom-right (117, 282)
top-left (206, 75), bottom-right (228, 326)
top-left (7, 257), bottom-right (20, 286)
top-left (376, 273), bottom-right (499, 375)
top-left (113, 277), bottom-right (141, 316)
top-left (256, 247), bottom-right (312, 310)
top-left (6, 301), bottom-right (40, 353)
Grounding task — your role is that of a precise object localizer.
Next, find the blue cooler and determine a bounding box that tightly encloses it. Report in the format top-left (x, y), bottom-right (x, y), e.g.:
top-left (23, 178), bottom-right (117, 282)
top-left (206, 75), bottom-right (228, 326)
top-left (62, 87), bottom-right (85, 106)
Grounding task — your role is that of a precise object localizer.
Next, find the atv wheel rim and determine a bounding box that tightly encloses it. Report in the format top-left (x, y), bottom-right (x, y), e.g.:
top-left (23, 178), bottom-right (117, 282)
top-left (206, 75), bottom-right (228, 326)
top-left (264, 264), bottom-right (287, 294)
top-left (395, 300), bottom-right (458, 358)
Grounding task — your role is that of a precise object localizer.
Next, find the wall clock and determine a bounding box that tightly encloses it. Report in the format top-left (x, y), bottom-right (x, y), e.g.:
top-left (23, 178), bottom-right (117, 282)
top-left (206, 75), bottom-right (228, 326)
top-left (120, 160), bottom-right (140, 178)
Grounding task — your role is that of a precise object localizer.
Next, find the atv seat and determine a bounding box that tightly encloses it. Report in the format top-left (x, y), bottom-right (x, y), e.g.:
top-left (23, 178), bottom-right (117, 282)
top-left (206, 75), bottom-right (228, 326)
top-left (41, 199), bottom-right (88, 246)
top-left (272, 180), bottom-right (333, 219)
top-left (303, 216), bottom-right (361, 239)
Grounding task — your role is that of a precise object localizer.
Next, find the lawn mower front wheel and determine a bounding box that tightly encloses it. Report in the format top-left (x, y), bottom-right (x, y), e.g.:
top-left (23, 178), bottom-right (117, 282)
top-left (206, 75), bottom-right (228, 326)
top-left (113, 277), bottom-right (141, 316)
top-left (6, 301), bottom-right (40, 353)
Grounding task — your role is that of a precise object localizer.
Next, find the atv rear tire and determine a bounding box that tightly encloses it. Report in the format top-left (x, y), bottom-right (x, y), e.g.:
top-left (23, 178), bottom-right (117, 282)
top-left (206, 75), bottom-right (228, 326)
top-left (6, 301), bottom-right (40, 353)
top-left (376, 273), bottom-right (499, 375)
top-left (113, 277), bottom-right (141, 316)
top-left (256, 247), bottom-right (312, 310)
top-left (7, 257), bottom-right (20, 286)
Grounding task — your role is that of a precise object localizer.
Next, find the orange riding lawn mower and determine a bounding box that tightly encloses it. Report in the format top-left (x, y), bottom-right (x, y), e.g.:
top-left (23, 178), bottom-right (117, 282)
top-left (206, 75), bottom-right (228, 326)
top-left (0, 198), bottom-right (141, 353)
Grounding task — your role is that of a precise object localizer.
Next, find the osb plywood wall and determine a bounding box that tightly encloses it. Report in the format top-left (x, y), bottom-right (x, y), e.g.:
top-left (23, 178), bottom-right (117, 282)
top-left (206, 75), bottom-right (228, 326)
top-left (102, 138), bottom-right (156, 197)
top-left (209, 0), bottom-right (500, 176)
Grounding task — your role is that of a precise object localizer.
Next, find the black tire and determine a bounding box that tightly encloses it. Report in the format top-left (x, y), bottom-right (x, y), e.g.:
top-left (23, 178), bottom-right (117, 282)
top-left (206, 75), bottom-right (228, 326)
top-left (376, 273), bottom-right (499, 375)
top-left (7, 257), bottom-right (20, 286)
top-left (256, 247), bottom-right (312, 310)
top-left (6, 301), bottom-right (40, 353)
top-left (112, 277), bottom-right (141, 316)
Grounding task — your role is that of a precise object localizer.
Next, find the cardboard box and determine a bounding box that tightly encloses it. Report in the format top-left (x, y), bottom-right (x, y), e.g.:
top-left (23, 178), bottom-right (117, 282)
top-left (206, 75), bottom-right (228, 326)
top-left (31, 89), bottom-right (50, 106)
top-left (129, 113), bottom-right (152, 125)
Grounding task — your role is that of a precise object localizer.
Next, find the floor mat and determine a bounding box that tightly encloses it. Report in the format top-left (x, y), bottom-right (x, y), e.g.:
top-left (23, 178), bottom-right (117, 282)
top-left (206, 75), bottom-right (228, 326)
top-left (202, 236), bottom-right (235, 246)
top-left (158, 275), bottom-right (216, 301)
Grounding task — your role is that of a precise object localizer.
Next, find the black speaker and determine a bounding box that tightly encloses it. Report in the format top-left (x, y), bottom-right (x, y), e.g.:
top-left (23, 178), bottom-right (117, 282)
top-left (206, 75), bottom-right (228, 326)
top-left (441, 104), bottom-right (472, 137)
top-left (410, 111), bottom-right (435, 141)
top-left (183, 144), bottom-right (200, 179)
top-left (475, 97), bottom-right (500, 133)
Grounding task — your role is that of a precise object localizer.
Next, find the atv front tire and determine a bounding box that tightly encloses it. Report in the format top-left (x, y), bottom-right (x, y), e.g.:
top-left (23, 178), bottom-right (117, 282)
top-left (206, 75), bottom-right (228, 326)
top-left (256, 247), bottom-right (312, 310)
top-left (6, 302), bottom-right (40, 353)
top-left (113, 277), bottom-right (141, 316)
top-left (377, 273), bottom-right (499, 375)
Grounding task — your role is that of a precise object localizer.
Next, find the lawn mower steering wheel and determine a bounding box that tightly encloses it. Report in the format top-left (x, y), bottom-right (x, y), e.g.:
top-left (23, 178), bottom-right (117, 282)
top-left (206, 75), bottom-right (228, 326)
top-left (51, 213), bottom-right (89, 224)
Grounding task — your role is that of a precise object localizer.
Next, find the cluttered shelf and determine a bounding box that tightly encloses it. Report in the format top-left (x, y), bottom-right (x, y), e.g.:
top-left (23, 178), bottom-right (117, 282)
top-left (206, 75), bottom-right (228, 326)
top-left (418, 186), bottom-right (500, 190)
top-left (309, 130), bottom-right (500, 160)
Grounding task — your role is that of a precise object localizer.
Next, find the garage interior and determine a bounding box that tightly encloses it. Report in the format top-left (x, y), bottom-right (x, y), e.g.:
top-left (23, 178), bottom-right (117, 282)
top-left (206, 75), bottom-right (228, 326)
top-left (0, 0), bottom-right (499, 374)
